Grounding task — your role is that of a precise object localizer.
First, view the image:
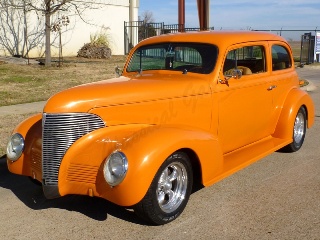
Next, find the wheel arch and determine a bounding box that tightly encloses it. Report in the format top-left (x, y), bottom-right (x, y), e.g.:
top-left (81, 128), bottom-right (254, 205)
top-left (178, 148), bottom-right (204, 191)
top-left (272, 88), bottom-right (315, 140)
top-left (108, 125), bottom-right (223, 206)
top-left (58, 124), bottom-right (223, 206)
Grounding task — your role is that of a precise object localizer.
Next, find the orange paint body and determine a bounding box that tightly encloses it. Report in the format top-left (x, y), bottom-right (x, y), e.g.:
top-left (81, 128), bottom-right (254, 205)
top-left (7, 32), bottom-right (314, 207)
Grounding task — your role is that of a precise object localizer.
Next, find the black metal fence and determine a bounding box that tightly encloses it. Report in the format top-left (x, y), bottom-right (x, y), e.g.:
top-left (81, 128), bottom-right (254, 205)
top-left (125, 22), bottom-right (319, 64)
top-left (124, 21), bottom-right (213, 54)
top-left (252, 29), bottom-right (318, 63)
top-left (139, 47), bottom-right (203, 65)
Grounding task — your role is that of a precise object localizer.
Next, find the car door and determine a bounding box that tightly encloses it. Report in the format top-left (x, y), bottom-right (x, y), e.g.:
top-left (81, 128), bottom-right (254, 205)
top-left (268, 42), bottom-right (298, 130)
top-left (215, 43), bottom-right (273, 154)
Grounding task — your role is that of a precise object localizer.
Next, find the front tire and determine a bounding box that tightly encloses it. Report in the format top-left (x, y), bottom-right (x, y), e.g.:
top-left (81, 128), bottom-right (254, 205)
top-left (28, 177), bottom-right (42, 186)
top-left (134, 152), bottom-right (193, 225)
top-left (283, 107), bottom-right (307, 152)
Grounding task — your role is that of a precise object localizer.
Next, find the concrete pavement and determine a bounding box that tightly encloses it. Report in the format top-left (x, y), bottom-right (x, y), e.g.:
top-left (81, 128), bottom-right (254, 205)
top-left (297, 65), bottom-right (320, 91)
top-left (0, 101), bottom-right (46, 115)
top-left (0, 65), bottom-right (319, 239)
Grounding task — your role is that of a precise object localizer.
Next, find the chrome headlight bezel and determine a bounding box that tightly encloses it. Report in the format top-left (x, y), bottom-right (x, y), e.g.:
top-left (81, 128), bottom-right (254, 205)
top-left (103, 151), bottom-right (128, 187)
top-left (6, 133), bottom-right (25, 161)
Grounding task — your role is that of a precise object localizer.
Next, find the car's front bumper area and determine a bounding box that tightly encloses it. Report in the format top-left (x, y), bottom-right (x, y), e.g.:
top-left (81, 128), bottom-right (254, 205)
top-left (8, 114), bottom-right (154, 207)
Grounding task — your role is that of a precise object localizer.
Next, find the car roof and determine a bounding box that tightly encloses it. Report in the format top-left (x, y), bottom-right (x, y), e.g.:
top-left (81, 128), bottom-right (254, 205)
top-left (138, 31), bottom-right (288, 48)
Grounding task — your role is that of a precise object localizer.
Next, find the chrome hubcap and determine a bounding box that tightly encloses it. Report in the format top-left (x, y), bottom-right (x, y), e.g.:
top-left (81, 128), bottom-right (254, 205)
top-left (156, 162), bottom-right (188, 213)
top-left (293, 112), bottom-right (305, 144)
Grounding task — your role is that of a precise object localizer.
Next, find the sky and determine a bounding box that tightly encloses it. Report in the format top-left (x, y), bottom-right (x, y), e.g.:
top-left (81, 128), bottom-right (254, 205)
top-left (138, 0), bottom-right (320, 31)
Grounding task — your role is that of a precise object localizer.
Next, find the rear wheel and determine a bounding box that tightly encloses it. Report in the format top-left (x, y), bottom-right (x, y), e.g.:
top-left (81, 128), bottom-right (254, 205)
top-left (134, 152), bottom-right (193, 225)
top-left (283, 107), bottom-right (306, 152)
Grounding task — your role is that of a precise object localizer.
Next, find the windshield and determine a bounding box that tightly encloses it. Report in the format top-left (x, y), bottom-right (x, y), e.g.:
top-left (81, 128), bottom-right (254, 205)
top-left (126, 43), bottom-right (218, 74)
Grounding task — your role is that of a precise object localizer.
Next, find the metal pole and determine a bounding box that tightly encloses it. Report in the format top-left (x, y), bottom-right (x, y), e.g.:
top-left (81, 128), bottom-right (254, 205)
top-left (178, 0), bottom-right (185, 32)
top-left (197, 0), bottom-right (209, 30)
top-left (129, 0), bottom-right (134, 48)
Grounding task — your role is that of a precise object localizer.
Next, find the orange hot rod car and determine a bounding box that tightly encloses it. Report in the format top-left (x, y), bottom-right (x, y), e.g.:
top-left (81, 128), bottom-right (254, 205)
top-left (7, 31), bottom-right (314, 225)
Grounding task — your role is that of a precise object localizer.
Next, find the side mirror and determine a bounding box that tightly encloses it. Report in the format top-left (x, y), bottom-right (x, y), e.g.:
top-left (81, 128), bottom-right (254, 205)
top-left (219, 68), bottom-right (242, 85)
top-left (115, 66), bottom-right (122, 77)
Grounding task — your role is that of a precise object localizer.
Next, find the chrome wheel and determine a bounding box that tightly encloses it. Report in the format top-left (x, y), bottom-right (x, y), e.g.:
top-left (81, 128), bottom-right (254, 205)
top-left (134, 152), bottom-right (193, 225)
top-left (293, 111), bottom-right (305, 144)
top-left (282, 107), bottom-right (306, 152)
top-left (157, 162), bottom-right (188, 213)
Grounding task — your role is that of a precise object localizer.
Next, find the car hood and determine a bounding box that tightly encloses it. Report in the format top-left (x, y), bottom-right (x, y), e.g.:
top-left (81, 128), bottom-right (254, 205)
top-left (44, 73), bottom-right (210, 113)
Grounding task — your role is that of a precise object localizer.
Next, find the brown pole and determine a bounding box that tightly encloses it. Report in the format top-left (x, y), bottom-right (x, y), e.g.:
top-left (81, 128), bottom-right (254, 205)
top-left (178, 0), bottom-right (185, 32)
top-left (197, 0), bottom-right (209, 30)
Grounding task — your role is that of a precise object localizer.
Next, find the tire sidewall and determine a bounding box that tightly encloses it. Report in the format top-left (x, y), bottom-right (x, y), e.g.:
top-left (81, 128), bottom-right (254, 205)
top-left (292, 107), bottom-right (307, 151)
top-left (148, 152), bottom-right (193, 224)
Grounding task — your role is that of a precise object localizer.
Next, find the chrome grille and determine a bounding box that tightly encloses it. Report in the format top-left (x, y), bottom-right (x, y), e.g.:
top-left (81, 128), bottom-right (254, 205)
top-left (42, 113), bottom-right (105, 186)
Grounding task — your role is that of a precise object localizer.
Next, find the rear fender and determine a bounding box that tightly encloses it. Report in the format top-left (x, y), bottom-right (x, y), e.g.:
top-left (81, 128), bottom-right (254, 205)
top-left (273, 88), bottom-right (315, 139)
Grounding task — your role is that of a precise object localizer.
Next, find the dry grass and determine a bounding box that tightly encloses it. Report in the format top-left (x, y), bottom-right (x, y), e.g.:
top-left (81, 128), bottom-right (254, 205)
top-left (0, 56), bottom-right (127, 157)
top-left (0, 56), bottom-right (127, 106)
top-left (288, 41), bottom-right (301, 61)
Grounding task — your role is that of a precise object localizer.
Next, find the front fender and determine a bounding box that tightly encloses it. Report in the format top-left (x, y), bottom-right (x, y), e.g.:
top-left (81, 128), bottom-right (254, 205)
top-left (100, 125), bottom-right (223, 206)
top-left (58, 124), bottom-right (222, 207)
top-left (273, 88), bottom-right (315, 139)
top-left (7, 113), bottom-right (42, 178)
top-left (58, 124), bottom-right (151, 200)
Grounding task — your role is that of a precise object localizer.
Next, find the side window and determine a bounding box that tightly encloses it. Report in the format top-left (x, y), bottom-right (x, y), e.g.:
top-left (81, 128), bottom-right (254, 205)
top-left (223, 45), bottom-right (266, 76)
top-left (272, 45), bottom-right (292, 71)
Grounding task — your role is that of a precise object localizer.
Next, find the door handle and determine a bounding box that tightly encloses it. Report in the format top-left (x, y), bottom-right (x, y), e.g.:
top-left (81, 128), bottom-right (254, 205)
top-left (267, 85), bottom-right (277, 91)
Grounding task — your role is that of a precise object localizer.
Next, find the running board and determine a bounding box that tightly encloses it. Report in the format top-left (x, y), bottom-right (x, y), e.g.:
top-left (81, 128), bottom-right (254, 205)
top-left (204, 136), bottom-right (292, 186)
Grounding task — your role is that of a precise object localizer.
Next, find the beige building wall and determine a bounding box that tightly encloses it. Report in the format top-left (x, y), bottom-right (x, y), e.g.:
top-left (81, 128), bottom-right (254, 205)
top-left (28, 0), bottom-right (139, 57)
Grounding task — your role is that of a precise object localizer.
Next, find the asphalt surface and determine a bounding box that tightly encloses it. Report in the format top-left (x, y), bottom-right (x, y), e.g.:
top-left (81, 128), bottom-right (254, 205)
top-left (0, 66), bottom-right (319, 239)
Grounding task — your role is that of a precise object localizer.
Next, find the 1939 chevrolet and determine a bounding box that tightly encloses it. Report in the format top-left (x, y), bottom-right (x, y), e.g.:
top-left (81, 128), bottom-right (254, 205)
top-left (7, 31), bottom-right (314, 225)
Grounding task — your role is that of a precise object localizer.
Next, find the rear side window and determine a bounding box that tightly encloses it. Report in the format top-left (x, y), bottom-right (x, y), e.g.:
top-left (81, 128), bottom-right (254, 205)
top-left (272, 45), bottom-right (292, 71)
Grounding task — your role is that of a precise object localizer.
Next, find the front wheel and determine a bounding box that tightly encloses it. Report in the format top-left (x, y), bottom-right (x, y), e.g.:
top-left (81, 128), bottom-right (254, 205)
top-left (283, 107), bottom-right (307, 152)
top-left (134, 152), bottom-right (193, 225)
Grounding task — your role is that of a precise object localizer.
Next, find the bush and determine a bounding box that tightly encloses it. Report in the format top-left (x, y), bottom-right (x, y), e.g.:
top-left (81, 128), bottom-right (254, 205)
top-left (77, 30), bottom-right (112, 59)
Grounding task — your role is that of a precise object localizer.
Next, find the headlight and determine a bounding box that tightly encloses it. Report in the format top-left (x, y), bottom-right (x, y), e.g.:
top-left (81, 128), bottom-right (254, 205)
top-left (6, 133), bottom-right (25, 161)
top-left (103, 151), bottom-right (128, 187)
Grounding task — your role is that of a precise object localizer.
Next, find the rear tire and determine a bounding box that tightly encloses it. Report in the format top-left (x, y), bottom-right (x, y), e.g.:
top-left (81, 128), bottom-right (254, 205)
top-left (283, 107), bottom-right (306, 152)
top-left (134, 151), bottom-right (193, 225)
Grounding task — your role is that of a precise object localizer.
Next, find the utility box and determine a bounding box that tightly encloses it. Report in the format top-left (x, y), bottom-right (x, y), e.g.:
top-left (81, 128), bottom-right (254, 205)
top-left (300, 32), bottom-right (315, 65)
